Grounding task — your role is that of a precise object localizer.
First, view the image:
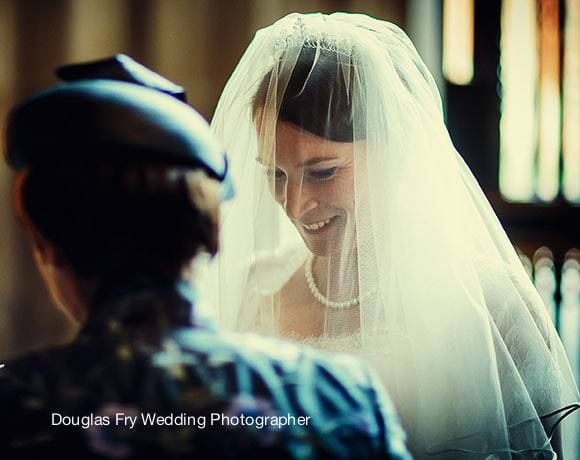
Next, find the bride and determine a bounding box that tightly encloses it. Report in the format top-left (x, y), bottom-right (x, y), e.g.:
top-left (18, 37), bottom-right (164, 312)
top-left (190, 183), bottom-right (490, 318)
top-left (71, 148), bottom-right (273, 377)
top-left (207, 12), bottom-right (579, 458)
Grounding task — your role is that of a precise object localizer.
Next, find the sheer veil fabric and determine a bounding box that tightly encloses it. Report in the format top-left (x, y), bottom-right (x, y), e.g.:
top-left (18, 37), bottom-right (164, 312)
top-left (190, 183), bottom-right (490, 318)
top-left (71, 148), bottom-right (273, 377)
top-left (207, 12), bottom-right (579, 458)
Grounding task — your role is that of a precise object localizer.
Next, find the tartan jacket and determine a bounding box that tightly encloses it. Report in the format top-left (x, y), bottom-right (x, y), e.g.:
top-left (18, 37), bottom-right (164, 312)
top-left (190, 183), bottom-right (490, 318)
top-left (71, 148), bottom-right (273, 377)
top-left (0, 281), bottom-right (410, 460)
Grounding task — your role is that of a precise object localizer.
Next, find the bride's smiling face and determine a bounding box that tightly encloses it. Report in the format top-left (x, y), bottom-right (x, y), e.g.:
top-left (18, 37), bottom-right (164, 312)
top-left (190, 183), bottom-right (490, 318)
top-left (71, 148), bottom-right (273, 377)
top-left (259, 121), bottom-right (358, 256)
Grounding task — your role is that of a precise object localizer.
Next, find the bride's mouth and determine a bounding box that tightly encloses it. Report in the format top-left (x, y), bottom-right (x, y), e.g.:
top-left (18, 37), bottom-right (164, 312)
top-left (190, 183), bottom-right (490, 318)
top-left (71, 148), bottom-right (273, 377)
top-left (301, 216), bottom-right (336, 234)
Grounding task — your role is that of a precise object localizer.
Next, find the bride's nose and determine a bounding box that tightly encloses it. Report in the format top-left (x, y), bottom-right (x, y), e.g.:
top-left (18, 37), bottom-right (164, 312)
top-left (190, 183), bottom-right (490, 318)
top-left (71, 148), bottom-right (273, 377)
top-left (282, 180), bottom-right (317, 220)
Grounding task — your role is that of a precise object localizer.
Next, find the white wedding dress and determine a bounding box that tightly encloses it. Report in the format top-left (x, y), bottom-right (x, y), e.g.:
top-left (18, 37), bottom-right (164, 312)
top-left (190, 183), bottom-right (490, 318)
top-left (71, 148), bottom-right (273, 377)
top-left (231, 245), bottom-right (573, 458)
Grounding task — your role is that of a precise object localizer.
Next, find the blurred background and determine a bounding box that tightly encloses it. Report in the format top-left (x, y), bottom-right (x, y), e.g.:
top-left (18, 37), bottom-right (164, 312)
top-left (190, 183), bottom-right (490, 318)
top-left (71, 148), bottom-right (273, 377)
top-left (0, 0), bottom-right (578, 394)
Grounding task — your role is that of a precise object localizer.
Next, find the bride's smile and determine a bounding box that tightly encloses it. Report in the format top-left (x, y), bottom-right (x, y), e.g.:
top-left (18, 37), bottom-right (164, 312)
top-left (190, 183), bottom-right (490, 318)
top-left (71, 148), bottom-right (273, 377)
top-left (301, 215), bottom-right (334, 232)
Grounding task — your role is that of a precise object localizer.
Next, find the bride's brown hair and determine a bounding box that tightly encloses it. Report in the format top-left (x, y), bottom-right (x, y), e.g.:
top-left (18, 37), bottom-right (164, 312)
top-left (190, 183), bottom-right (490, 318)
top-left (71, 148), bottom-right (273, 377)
top-left (252, 46), bottom-right (364, 142)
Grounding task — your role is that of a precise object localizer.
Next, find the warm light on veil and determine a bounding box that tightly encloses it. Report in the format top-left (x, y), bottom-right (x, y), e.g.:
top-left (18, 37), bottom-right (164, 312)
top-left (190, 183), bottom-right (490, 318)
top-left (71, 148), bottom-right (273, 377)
top-left (207, 12), bottom-right (579, 458)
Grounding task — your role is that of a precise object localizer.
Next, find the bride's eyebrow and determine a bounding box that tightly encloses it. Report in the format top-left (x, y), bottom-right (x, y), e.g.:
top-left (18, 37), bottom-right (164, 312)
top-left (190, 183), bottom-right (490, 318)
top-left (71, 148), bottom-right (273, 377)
top-left (298, 157), bottom-right (339, 167)
top-left (254, 157), bottom-right (339, 167)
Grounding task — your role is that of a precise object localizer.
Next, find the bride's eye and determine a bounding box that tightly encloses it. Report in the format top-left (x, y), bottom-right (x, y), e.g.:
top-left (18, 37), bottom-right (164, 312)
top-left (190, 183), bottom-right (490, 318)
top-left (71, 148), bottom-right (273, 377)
top-left (308, 167), bottom-right (338, 180)
top-left (265, 167), bottom-right (285, 179)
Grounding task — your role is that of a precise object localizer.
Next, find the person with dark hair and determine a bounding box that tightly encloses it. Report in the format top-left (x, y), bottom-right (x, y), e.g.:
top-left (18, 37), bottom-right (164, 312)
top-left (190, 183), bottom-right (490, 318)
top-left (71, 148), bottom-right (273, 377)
top-left (210, 13), bottom-right (579, 459)
top-left (0, 55), bottom-right (411, 459)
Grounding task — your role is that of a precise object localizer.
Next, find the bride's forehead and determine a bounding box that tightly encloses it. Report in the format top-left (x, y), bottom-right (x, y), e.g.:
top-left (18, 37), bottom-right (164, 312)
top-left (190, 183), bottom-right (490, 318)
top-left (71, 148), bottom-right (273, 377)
top-left (277, 122), bottom-right (338, 150)
top-left (257, 120), bottom-right (353, 165)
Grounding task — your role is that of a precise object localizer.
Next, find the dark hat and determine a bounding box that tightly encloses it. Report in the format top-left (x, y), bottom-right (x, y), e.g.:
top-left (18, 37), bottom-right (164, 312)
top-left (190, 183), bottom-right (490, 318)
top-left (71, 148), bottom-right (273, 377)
top-left (56, 54), bottom-right (187, 102)
top-left (4, 54), bottom-right (233, 200)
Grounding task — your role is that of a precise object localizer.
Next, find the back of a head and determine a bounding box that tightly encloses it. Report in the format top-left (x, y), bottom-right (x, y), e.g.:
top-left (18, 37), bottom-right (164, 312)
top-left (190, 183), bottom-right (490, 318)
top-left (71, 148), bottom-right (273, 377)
top-left (4, 57), bottom-right (232, 284)
top-left (18, 161), bottom-right (217, 282)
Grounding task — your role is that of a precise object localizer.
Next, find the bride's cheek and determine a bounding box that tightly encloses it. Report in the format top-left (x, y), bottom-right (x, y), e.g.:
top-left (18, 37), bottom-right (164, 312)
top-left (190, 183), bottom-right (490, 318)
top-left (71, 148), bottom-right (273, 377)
top-left (325, 182), bottom-right (350, 208)
top-left (332, 173), bottom-right (355, 200)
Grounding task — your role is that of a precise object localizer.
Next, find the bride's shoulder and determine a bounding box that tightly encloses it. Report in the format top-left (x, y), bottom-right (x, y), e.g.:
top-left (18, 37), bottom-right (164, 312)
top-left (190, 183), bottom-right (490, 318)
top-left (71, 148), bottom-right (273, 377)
top-left (248, 245), bottom-right (306, 271)
top-left (236, 245), bottom-right (305, 333)
top-left (246, 245), bottom-right (306, 292)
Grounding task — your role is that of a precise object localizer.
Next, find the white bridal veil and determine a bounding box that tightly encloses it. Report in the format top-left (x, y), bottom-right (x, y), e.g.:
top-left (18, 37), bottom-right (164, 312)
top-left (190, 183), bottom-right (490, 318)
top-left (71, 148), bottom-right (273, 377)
top-left (206, 12), bottom-right (579, 458)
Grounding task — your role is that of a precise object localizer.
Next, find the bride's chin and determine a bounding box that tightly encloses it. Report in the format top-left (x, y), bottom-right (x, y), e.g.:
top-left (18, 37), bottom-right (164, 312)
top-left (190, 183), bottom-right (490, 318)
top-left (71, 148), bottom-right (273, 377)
top-left (298, 219), bottom-right (350, 257)
top-left (305, 241), bottom-right (330, 257)
top-left (302, 234), bottom-right (343, 257)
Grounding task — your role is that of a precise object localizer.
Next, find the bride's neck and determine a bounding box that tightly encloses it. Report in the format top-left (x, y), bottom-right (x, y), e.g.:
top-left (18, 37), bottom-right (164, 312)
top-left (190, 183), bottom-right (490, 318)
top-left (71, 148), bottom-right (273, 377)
top-left (311, 248), bottom-right (359, 302)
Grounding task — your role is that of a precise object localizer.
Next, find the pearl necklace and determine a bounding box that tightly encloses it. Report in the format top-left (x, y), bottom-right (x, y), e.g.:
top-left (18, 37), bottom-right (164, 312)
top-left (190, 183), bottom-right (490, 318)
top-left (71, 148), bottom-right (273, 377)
top-left (304, 254), bottom-right (364, 309)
